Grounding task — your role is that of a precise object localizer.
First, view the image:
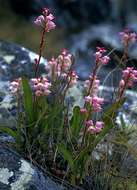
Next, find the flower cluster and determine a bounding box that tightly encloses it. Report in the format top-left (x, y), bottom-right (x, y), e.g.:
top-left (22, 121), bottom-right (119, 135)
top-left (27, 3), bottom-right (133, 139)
top-left (47, 49), bottom-right (73, 77)
top-left (94, 47), bottom-right (110, 65)
top-left (30, 77), bottom-right (51, 96)
top-left (85, 95), bottom-right (104, 112)
top-left (58, 49), bottom-right (73, 72)
top-left (119, 29), bottom-right (137, 45)
top-left (84, 75), bottom-right (100, 95)
top-left (119, 67), bottom-right (137, 88)
top-left (46, 49), bottom-right (78, 87)
top-left (10, 78), bottom-right (21, 94)
top-left (34, 8), bottom-right (56, 32)
top-left (118, 67), bottom-right (137, 100)
top-left (85, 120), bottom-right (104, 134)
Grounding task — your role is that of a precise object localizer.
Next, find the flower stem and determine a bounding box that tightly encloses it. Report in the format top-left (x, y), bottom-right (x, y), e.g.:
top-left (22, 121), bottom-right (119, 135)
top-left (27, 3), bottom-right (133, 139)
top-left (35, 29), bottom-right (46, 77)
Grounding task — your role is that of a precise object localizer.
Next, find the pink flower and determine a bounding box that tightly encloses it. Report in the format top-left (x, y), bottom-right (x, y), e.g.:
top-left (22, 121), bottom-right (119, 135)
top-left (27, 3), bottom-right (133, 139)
top-left (46, 50), bottom-right (74, 80)
top-left (10, 78), bottom-right (21, 94)
top-left (35, 90), bottom-right (43, 97)
top-left (85, 120), bottom-right (94, 127)
top-left (84, 95), bottom-right (104, 112)
top-left (96, 47), bottom-right (106, 54)
top-left (34, 8), bottom-right (56, 32)
top-left (118, 67), bottom-right (137, 99)
top-left (122, 67), bottom-right (137, 87)
top-left (94, 47), bottom-right (110, 65)
top-left (58, 49), bottom-right (73, 72)
top-left (95, 121), bottom-right (104, 129)
top-left (119, 29), bottom-right (137, 45)
top-left (84, 75), bottom-right (100, 95)
top-left (80, 108), bottom-right (88, 114)
top-left (85, 96), bottom-right (92, 103)
top-left (95, 51), bottom-right (102, 60)
top-left (119, 79), bottom-right (125, 88)
top-left (92, 96), bottom-right (104, 112)
top-left (46, 20), bottom-right (56, 32)
top-left (34, 15), bottom-right (45, 27)
top-left (101, 56), bottom-right (110, 65)
top-left (30, 77), bottom-right (51, 96)
top-left (86, 121), bottom-right (104, 134)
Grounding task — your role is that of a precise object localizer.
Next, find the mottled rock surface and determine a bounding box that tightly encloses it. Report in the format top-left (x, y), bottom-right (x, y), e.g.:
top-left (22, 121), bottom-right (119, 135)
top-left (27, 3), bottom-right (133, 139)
top-left (0, 144), bottom-right (70, 190)
top-left (0, 40), bottom-right (46, 128)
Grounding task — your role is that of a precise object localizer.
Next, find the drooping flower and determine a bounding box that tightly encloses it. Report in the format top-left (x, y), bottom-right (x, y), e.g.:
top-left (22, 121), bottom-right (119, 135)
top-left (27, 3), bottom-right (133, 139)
top-left (34, 8), bottom-right (56, 32)
top-left (34, 15), bottom-right (45, 27)
top-left (94, 47), bottom-right (110, 65)
top-left (85, 120), bottom-right (94, 127)
top-left (84, 75), bottom-right (100, 95)
top-left (30, 77), bottom-right (51, 96)
top-left (85, 95), bottom-right (104, 112)
top-left (58, 49), bottom-right (73, 72)
top-left (46, 49), bottom-right (74, 80)
top-left (10, 78), bottom-right (21, 94)
top-left (122, 67), bottom-right (137, 87)
top-left (80, 108), bottom-right (88, 114)
top-left (118, 67), bottom-right (137, 99)
top-left (92, 96), bottom-right (104, 112)
top-left (85, 95), bottom-right (92, 103)
top-left (86, 120), bottom-right (104, 134)
top-left (119, 29), bottom-right (137, 45)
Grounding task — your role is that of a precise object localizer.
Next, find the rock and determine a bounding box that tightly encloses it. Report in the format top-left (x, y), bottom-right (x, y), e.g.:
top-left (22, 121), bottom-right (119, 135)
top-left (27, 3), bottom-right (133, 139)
top-left (0, 144), bottom-right (70, 190)
top-left (7, 0), bottom-right (137, 29)
top-left (68, 23), bottom-right (137, 82)
top-left (0, 40), bottom-right (46, 81)
top-left (8, 0), bottom-right (111, 27)
top-left (0, 40), bottom-right (47, 129)
top-left (67, 83), bottom-right (137, 127)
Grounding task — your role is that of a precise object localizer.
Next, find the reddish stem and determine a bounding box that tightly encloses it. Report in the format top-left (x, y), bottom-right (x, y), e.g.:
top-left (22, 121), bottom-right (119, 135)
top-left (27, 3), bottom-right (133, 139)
top-left (117, 73), bottom-right (131, 101)
top-left (35, 29), bottom-right (46, 77)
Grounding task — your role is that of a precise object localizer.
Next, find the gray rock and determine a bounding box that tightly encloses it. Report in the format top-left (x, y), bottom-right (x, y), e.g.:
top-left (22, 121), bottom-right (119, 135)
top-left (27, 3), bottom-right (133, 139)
top-left (0, 40), bottom-right (47, 129)
top-left (0, 144), bottom-right (69, 190)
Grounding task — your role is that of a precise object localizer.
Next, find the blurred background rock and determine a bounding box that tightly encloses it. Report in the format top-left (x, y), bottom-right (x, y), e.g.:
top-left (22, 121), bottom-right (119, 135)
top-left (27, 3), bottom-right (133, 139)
top-left (0, 0), bottom-right (66, 58)
top-left (0, 0), bottom-right (137, 80)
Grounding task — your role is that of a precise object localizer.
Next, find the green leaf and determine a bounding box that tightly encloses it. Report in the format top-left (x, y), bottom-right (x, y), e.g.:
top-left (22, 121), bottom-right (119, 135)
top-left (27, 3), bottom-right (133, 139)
top-left (22, 77), bottom-right (34, 124)
top-left (58, 144), bottom-right (74, 170)
top-left (119, 114), bottom-right (126, 129)
top-left (103, 98), bottom-right (126, 123)
top-left (70, 106), bottom-right (82, 137)
top-left (93, 98), bottom-right (126, 148)
top-left (0, 127), bottom-right (17, 139)
top-left (74, 99), bottom-right (126, 173)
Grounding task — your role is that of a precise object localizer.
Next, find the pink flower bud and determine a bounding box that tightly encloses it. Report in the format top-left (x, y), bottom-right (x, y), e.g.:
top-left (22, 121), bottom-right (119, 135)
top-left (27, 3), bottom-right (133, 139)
top-left (34, 15), bottom-right (45, 27)
top-left (85, 96), bottom-right (92, 103)
top-left (80, 108), bottom-right (88, 114)
top-left (85, 120), bottom-right (94, 127)
top-left (34, 8), bottom-right (56, 32)
top-left (119, 29), bottom-right (137, 44)
top-left (119, 79), bottom-right (125, 88)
